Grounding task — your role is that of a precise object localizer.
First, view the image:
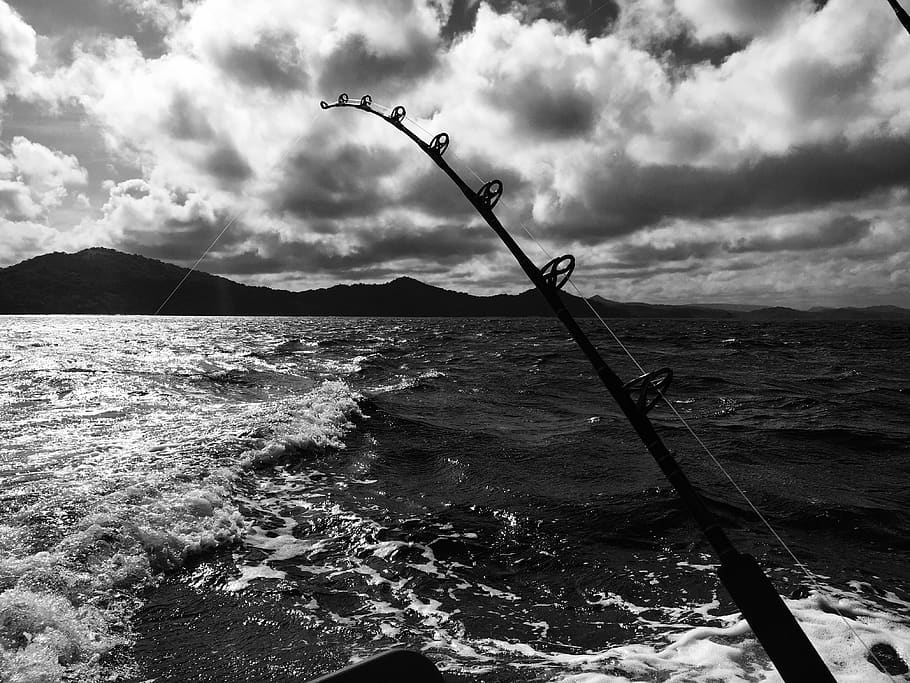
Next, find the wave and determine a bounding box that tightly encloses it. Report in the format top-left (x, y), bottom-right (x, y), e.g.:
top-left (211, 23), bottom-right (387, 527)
top-left (210, 490), bottom-right (910, 683)
top-left (239, 381), bottom-right (361, 468)
top-left (0, 379), bottom-right (362, 683)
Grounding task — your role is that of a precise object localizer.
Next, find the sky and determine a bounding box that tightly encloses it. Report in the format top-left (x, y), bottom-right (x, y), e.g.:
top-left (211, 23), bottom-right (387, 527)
top-left (1, 0), bottom-right (909, 307)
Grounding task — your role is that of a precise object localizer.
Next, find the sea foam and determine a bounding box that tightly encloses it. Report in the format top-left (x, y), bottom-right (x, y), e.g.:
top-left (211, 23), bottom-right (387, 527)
top-left (0, 373), bottom-right (362, 683)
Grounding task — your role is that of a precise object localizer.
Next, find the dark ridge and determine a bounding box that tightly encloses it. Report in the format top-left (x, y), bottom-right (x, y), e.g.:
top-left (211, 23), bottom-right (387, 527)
top-left (0, 248), bottom-right (595, 317)
top-left (2, 248), bottom-right (909, 319)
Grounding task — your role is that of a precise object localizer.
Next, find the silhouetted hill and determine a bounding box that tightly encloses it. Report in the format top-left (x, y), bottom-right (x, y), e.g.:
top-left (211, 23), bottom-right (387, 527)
top-left (2, 249), bottom-right (909, 318)
top-left (0, 248), bottom-right (300, 315)
top-left (589, 295), bottom-right (736, 319)
top-left (744, 306), bottom-right (910, 320)
top-left (0, 248), bottom-right (593, 316)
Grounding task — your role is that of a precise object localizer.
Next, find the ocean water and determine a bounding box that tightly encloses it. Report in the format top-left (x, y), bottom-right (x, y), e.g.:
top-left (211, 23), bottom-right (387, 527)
top-left (1, 315), bottom-right (908, 682)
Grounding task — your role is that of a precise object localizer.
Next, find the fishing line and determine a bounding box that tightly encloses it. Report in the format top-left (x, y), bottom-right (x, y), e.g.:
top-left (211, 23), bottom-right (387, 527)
top-left (154, 108), bottom-right (321, 315)
top-left (373, 99), bottom-right (892, 677)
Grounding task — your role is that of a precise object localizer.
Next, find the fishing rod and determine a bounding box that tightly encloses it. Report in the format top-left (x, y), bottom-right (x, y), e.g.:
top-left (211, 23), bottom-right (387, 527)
top-left (887, 0), bottom-right (910, 36)
top-left (319, 93), bottom-right (835, 682)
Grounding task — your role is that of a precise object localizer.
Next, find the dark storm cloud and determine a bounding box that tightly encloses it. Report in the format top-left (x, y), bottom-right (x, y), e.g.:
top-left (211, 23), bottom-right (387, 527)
top-left (439, 0), bottom-right (618, 40)
top-left (497, 72), bottom-right (597, 138)
top-left (166, 92), bottom-right (215, 140)
top-left (317, 32), bottom-right (438, 97)
top-left (8, 0), bottom-right (172, 60)
top-left (204, 143), bottom-right (252, 184)
top-left (203, 224), bottom-right (497, 275)
top-left (779, 53), bottom-right (879, 120)
top-left (165, 94), bottom-right (251, 184)
top-left (353, 224), bottom-right (497, 266)
top-left (274, 135), bottom-right (528, 223)
top-left (401, 157), bottom-right (530, 217)
top-left (116, 210), bottom-right (248, 262)
top-left (213, 31), bottom-right (307, 91)
top-left (560, 135), bottom-right (910, 240)
top-left (402, 163), bottom-right (478, 217)
top-left (722, 0), bottom-right (795, 33)
top-left (727, 215), bottom-right (872, 253)
top-left (614, 239), bottom-right (718, 267)
top-left (653, 32), bottom-right (748, 68)
top-left (612, 215), bottom-right (872, 269)
top-left (276, 142), bottom-right (402, 220)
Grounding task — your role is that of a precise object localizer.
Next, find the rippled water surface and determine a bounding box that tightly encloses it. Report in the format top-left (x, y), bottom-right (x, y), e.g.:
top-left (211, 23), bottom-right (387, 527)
top-left (1, 316), bottom-right (909, 682)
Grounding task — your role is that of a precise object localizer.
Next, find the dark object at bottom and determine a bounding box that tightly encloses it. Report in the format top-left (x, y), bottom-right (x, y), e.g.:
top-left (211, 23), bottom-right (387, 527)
top-left (309, 650), bottom-right (445, 682)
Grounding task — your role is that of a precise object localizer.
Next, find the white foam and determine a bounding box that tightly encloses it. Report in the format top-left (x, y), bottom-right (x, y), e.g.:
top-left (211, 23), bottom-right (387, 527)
top-left (0, 588), bottom-right (119, 682)
top-left (224, 565), bottom-right (287, 592)
top-left (415, 585), bottom-right (910, 682)
top-left (244, 519), bottom-right (318, 562)
top-left (239, 380), bottom-right (361, 467)
top-left (1, 349), bottom-right (363, 681)
top-left (476, 583), bottom-right (521, 601)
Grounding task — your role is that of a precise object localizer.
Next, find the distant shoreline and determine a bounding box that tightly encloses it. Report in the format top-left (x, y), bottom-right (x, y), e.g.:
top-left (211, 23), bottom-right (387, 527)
top-left (3, 248), bottom-right (909, 320)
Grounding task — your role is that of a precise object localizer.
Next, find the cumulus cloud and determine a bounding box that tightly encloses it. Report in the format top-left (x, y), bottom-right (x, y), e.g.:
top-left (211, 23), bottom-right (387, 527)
top-left (203, 221), bottom-right (497, 277)
top-left (276, 142), bottom-right (403, 221)
top-left (209, 30), bottom-right (307, 91)
top-left (610, 213), bottom-right (873, 268)
top-left (547, 135), bottom-right (910, 240)
top-left (675, 0), bottom-right (807, 41)
top-left (0, 134), bottom-right (88, 265)
top-left (3, 0), bottom-right (910, 305)
top-left (89, 178), bottom-right (245, 261)
top-left (726, 214), bottom-right (872, 253)
top-left (628, 0), bottom-right (909, 166)
top-left (104, 0), bottom-right (183, 31)
top-left (0, 136), bottom-right (87, 220)
top-left (318, 31), bottom-right (439, 97)
top-left (0, 1), bottom-right (36, 100)
top-left (0, 218), bottom-right (56, 263)
top-left (165, 90), bottom-right (215, 141)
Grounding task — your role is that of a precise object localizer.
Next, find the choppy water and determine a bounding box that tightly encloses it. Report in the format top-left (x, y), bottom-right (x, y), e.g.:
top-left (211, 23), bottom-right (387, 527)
top-left (1, 315), bottom-right (909, 682)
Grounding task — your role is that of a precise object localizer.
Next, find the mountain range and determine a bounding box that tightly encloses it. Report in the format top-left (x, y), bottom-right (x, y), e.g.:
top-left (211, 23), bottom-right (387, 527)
top-left (1, 248), bottom-right (908, 319)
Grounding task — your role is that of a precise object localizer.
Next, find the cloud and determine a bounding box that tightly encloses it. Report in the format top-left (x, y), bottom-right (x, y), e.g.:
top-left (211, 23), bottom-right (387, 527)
top-left (628, 0), bottom-right (909, 166)
top-left (441, 0), bottom-right (619, 40)
top-left (8, 136), bottom-right (87, 189)
top-left (208, 30), bottom-right (307, 91)
top-left (0, 179), bottom-right (42, 220)
top-left (0, 218), bottom-right (56, 264)
top-left (610, 213), bottom-right (873, 268)
top-left (399, 154), bottom-right (530, 219)
top-left (165, 91), bottom-right (215, 140)
top-left (276, 141), bottom-right (402, 221)
top-left (493, 70), bottom-right (597, 139)
top-left (549, 135), bottom-right (910, 240)
top-left (204, 143), bottom-right (252, 184)
top-left (726, 214), bottom-right (871, 253)
top-left (4, 0), bottom-right (910, 305)
top-left (90, 178), bottom-right (246, 260)
top-left (318, 31), bottom-right (439, 97)
top-left (0, 1), bottom-right (36, 99)
top-left (203, 222), bottom-right (498, 276)
top-left (9, 0), bottom-right (177, 64)
top-left (103, 0), bottom-right (183, 32)
top-left (675, 0), bottom-right (807, 41)
top-left (0, 136), bottom-right (87, 220)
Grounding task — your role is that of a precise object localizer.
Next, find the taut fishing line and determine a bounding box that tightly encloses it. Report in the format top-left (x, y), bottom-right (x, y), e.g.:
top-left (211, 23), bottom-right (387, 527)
top-left (154, 108), bottom-right (322, 315)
